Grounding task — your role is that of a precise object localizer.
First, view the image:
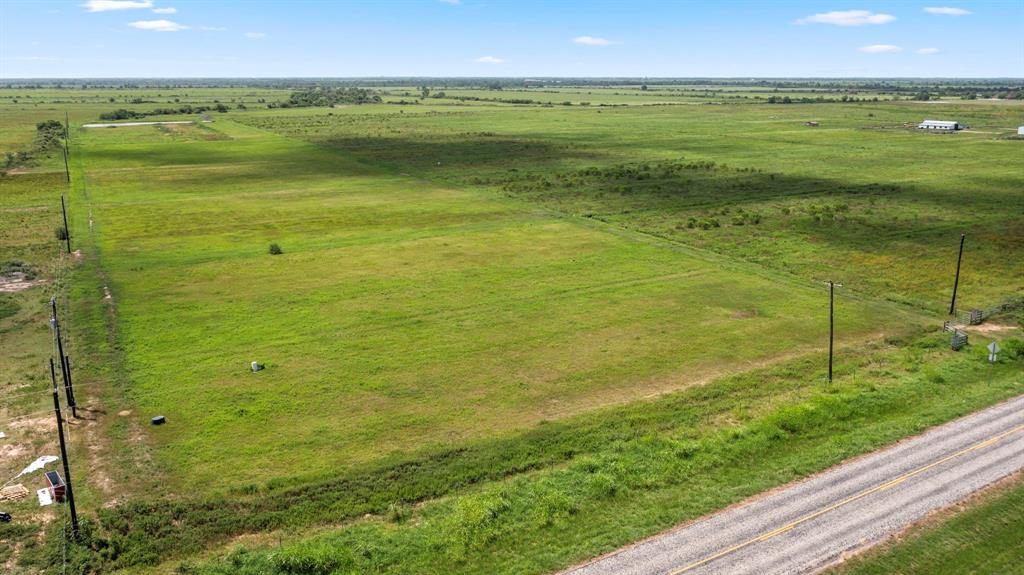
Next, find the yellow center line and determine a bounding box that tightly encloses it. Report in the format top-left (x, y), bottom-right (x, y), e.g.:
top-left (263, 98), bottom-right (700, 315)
top-left (668, 422), bottom-right (1024, 575)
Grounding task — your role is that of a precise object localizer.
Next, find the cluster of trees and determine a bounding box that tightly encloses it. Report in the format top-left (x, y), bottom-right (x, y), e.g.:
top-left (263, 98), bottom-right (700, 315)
top-left (2, 119), bottom-right (66, 174)
top-left (34, 119), bottom-right (65, 150)
top-left (272, 87), bottom-right (382, 108)
top-left (98, 103), bottom-right (228, 121)
top-left (765, 94), bottom-right (884, 103)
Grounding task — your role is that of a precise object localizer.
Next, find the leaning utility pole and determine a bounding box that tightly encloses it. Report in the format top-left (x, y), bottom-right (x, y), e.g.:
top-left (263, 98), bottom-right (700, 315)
top-left (949, 233), bottom-right (965, 316)
top-left (49, 358), bottom-right (80, 537)
top-left (60, 195), bottom-right (71, 254)
top-left (50, 298), bottom-right (77, 418)
top-left (62, 144), bottom-right (70, 184)
top-left (826, 280), bottom-right (843, 383)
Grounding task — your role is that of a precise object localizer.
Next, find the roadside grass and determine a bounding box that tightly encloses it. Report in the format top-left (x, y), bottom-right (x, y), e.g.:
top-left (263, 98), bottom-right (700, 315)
top-left (826, 473), bottom-right (1024, 575)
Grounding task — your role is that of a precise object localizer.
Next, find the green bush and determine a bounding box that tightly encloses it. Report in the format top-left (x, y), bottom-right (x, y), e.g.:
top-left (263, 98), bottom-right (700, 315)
top-left (269, 244), bottom-right (283, 255)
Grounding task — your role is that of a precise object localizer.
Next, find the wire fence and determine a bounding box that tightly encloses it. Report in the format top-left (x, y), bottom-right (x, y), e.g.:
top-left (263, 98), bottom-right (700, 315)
top-left (956, 298), bottom-right (1024, 326)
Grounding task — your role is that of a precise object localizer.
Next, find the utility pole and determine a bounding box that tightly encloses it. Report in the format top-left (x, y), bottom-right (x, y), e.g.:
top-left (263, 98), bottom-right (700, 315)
top-left (826, 280), bottom-right (843, 382)
top-left (60, 195), bottom-right (71, 253)
top-left (62, 144), bottom-right (70, 184)
top-left (63, 111), bottom-right (71, 183)
top-left (49, 358), bottom-right (80, 537)
top-left (50, 298), bottom-right (77, 418)
top-left (949, 233), bottom-right (965, 316)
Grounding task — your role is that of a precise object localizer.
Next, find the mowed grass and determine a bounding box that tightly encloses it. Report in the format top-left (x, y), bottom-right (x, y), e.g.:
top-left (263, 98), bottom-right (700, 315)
top-left (240, 100), bottom-right (1024, 310)
top-left (827, 474), bottom-right (1024, 575)
top-left (74, 119), bottom-right (914, 492)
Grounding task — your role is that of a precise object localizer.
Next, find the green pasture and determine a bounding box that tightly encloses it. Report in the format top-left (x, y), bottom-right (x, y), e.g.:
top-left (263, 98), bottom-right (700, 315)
top-left (72, 118), bottom-right (914, 492)
top-left (239, 99), bottom-right (1024, 310)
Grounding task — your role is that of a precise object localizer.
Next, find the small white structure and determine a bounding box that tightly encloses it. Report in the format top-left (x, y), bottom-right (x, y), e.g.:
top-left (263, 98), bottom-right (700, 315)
top-left (917, 119), bottom-right (961, 131)
top-left (1018, 126), bottom-right (1024, 136)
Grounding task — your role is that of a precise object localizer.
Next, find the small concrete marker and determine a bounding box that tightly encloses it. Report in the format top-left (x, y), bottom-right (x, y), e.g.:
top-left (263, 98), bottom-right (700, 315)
top-left (987, 341), bottom-right (1000, 363)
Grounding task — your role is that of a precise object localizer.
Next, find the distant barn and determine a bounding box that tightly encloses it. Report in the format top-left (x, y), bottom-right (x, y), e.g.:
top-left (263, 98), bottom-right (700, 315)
top-left (918, 120), bottom-right (961, 131)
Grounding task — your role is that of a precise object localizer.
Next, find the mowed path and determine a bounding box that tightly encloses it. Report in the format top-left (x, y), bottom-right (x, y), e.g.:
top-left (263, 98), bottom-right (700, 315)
top-left (562, 393), bottom-right (1024, 575)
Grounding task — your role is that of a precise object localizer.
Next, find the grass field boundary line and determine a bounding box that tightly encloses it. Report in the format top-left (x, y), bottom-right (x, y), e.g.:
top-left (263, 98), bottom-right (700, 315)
top-left (561, 211), bottom-right (935, 319)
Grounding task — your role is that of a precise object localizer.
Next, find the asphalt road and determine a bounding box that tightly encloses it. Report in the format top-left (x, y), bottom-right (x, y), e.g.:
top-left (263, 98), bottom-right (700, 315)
top-left (562, 393), bottom-right (1024, 575)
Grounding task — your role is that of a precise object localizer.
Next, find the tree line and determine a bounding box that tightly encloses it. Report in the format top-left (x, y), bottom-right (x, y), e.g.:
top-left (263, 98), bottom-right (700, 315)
top-left (270, 87), bottom-right (382, 108)
top-left (97, 104), bottom-right (229, 121)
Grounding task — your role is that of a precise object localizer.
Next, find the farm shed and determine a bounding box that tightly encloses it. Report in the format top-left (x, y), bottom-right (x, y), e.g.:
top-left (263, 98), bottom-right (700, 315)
top-left (917, 120), bottom-right (961, 131)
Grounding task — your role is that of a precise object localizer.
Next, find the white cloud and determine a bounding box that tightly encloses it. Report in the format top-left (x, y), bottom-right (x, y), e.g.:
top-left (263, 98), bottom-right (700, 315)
top-left (10, 56), bottom-right (59, 61)
top-left (128, 19), bottom-right (187, 32)
top-left (439, 0), bottom-right (460, 4)
top-left (573, 35), bottom-right (612, 46)
top-left (474, 55), bottom-right (504, 64)
top-left (81, 0), bottom-right (152, 12)
top-left (916, 47), bottom-right (941, 55)
top-left (858, 44), bottom-right (903, 53)
top-left (795, 10), bottom-right (896, 26)
top-left (924, 7), bottom-right (971, 15)
top-left (200, 26), bottom-right (226, 31)
top-left (244, 32), bottom-right (267, 39)
top-left (152, 7), bottom-right (176, 14)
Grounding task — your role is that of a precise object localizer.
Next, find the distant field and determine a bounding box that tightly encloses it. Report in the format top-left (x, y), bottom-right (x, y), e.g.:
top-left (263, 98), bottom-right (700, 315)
top-left (239, 100), bottom-right (1024, 310)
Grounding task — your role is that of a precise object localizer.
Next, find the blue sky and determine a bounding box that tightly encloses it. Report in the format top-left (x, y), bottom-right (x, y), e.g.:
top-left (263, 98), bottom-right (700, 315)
top-left (1, 1), bottom-right (1022, 78)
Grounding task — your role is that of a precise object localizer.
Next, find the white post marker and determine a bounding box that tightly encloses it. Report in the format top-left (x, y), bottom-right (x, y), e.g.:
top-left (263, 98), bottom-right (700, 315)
top-left (987, 341), bottom-right (1000, 363)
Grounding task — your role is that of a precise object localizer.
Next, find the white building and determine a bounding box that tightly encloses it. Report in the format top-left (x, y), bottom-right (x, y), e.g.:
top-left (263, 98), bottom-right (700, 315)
top-left (1018, 126), bottom-right (1024, 136)
top-left (918, 120), bottom-right (961, 131)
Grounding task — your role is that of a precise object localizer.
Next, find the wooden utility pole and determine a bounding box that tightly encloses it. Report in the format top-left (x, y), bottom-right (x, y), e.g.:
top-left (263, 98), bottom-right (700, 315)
top-left (60, 195), bottom-right (71, 253)
top-left (62, 111), bottom-right (71, 183)
top-left (50, 298), bottom-right (77, 418)
top-left (826, 280), bottom-right (843, 383)
top-left (62, 144), bottom-right (70, 184)
top-left (949, 233), bottom-right (965, 316)
top-left (49, 358), bottom-right (80, 537)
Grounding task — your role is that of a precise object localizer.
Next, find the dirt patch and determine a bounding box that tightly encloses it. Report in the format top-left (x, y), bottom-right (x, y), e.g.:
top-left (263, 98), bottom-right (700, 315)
top-left (8, 416), bottom-right (55, 434)
top-left (0, 441), bottom-right (29, 460)
top-left (79, 400), bottom-right (117, 500)
top-left (118, 410), bottom-right (132, 417)
top-left (963, 322), bottom-right (1020, 335)
top-left (732, 310), bottom-right (758, 319)
top-left (0, 272), bottom-right (47, 293)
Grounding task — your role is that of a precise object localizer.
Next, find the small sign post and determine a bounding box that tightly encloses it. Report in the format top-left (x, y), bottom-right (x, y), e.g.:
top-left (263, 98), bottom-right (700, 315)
top-left (987, 341), bottom-right (1000, 363)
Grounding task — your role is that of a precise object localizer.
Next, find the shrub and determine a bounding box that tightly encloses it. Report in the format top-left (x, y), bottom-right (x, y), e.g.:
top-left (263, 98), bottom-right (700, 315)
top-left (55, 226), bottom-right (69, 240)
top-left (269, 244), bottom-right (283, 255)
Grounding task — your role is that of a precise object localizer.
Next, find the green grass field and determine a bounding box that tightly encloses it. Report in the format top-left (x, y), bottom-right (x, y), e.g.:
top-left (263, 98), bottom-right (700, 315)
top-left (0, 84), bottom-right (1021, 574)
top-left (72, 118), bottom-right (911, 491)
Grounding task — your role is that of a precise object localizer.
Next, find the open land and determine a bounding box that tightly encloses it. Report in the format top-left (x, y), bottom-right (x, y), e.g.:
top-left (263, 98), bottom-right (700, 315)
top-left (0, 80), bottom-right (1021, 574)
